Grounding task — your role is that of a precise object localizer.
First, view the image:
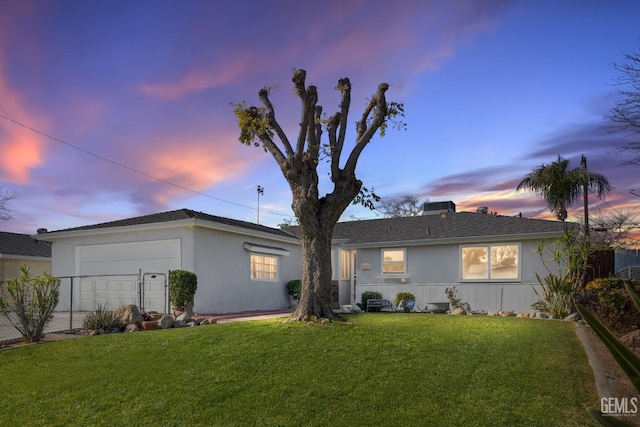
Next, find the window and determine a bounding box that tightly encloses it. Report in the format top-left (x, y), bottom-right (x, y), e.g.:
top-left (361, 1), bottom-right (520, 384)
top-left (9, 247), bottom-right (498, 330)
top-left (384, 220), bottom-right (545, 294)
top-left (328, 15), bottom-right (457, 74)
top-left (382, 248), bottom-right (406, 274)
top-left (461, 244), bottom-right (519, 281)
top-left (340, 250), bottom-right (351, 279)
top-left (250, 254), bottom-right (278, 280)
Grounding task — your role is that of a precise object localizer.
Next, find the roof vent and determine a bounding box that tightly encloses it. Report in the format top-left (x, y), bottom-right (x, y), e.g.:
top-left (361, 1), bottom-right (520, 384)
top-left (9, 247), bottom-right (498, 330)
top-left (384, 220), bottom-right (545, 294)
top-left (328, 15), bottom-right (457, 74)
top-left (476, 206), bottom-right (489, 214)
top-left (36, 228), bottom-right (48, 234)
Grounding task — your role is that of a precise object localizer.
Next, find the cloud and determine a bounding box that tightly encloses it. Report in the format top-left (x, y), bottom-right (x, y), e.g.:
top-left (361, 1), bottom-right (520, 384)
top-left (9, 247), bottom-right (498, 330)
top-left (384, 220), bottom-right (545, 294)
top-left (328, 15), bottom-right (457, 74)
top-left (139, 57), bottom-right (253, 101)
top-left (0, 58), bottom-right (47, 184)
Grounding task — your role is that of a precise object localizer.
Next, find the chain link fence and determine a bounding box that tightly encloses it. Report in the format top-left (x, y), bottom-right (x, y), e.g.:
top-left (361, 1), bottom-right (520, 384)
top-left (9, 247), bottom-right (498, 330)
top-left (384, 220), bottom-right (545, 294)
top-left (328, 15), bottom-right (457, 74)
top-left (0, 271), bottom-right (168, 345)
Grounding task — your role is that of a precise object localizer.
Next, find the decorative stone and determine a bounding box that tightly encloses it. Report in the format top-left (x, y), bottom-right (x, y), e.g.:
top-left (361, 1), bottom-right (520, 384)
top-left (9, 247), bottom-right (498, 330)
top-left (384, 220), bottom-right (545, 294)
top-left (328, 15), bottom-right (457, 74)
top-left (114, 304), bottom-right (144, 327)
top-left (141, 320), bottom-right (159, 330)
top-left (173, 320), bottom-right (188, 328)
top-left (187, 321), bottom-right (197, 327)
top-left (350, 304), bottom-right (362, 313)
top-left (450, 307), bottom-right (466, 315)
top-left (487, 310), bottom-right (499, 316)
top-left (176, 312), bottom-right (191, 322)
top-left (159, 314), bottom-right (174, 329)
top-left (564, 312), bottom-right (580, 322)
top-left (501, 311), bottom-right (516, 317)
top-left (125, 324), bottom-right (140, 332)
top-left (548, 314), bottom-right (558, 320)
top-left (200, 318), bottom-right (211, 325)
top-left (517, 312), bottom-right (530, 318)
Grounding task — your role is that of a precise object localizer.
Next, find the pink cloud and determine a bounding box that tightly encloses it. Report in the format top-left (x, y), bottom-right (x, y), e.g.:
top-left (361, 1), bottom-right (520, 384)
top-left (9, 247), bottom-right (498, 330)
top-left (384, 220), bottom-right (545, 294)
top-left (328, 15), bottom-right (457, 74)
top-left (139, 57), bottom-right (253, 101)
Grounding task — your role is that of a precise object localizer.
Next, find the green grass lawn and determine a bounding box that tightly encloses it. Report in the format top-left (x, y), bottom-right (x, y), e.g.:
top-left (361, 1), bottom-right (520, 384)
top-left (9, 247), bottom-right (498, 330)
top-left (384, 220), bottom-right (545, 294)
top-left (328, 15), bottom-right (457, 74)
top-left (0, 314), bottom-right (598, 426)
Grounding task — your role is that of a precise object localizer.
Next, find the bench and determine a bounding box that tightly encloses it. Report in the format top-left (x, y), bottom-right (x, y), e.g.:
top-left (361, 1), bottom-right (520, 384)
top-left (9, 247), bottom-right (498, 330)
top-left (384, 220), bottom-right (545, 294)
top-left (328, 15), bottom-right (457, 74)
top-left (366, 299), bottom-right (393, 312)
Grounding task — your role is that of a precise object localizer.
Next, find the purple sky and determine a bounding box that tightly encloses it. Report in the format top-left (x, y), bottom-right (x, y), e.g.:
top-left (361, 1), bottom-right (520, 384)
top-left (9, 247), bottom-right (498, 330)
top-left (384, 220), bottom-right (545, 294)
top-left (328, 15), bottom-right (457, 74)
top-left (1, 0), bottom-right (640, 234)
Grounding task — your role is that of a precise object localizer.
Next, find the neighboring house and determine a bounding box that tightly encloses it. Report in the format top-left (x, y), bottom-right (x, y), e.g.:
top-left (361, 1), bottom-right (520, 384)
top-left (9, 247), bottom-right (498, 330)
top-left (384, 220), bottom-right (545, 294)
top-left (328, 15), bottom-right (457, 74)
top-left (34, 209), bottom-right (302, 314)
top-left (0, 231), bottom-right (52, 282)
top-left (328, 202), bottom-right (573, 313)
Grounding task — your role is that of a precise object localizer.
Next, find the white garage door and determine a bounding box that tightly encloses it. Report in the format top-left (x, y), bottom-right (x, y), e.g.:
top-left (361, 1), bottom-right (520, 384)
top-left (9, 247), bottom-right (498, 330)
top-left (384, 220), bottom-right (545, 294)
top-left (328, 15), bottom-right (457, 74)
top-left (76, 239), bottom-right (182, 311)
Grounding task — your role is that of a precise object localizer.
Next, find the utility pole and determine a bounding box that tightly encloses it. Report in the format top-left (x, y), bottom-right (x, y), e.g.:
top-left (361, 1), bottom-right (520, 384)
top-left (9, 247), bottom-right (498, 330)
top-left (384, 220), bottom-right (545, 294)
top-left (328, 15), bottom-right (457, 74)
top-left (582, 155), bottom-right (589, 244)
top-left (257, 185), bottom-right (264, 224)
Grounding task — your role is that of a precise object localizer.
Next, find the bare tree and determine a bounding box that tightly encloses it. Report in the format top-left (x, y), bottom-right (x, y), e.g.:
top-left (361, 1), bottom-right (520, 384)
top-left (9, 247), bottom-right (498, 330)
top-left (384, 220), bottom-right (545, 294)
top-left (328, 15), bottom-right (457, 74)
top-left (578, 208), bottom-right (639, 250)
top-left (608, 45), bottom-right (640, 165)
top-left (233, 69), bottom-right (404, 321)
top-left (0, 185), bottom-right (15, 222)
top-left (377, 193), bottom-right (425, 217)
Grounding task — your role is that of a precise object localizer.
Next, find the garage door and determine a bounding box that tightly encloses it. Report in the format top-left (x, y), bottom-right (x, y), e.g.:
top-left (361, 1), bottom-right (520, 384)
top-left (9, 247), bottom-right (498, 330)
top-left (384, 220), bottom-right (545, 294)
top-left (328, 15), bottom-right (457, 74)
top-left (76, 239), bottom-right (182, 311)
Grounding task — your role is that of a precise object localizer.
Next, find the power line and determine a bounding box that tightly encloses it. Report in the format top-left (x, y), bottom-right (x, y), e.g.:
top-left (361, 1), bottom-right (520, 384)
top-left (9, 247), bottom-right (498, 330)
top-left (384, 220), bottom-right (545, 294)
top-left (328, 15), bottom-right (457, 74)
top-left (0, 112), bottom-right (293, 219)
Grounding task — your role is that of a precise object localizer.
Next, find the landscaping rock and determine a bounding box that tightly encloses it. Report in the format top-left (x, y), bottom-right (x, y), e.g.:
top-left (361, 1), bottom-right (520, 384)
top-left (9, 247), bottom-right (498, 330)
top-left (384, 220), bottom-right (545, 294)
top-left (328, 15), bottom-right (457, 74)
top-left (533, 311), bottom-right (547, 319)
top-left (187, 321), bottom-right (197, 327)
top-left (173, 320), bottom-right (188, 328)
top-left (200, 318), bottom-right (211, 326)
top-left (517, 312), bottom-right (530, 318)
top-left (350, 304), bottom-right (362, 313)
top-left (564, 312), bottom-right (580, 322)
top-left (450, 307), bottom-right (466, 315)
top-left (487, 310), bottom-right (499, 316)
top-left (176, 311), bottom-right (192, 322)
top-left (114, 304), bottom-right (144, 327)
top-left (125, 324), bottom-right (140, 332)
top-left (159, 314), bottom-right (174, 329)
top-left (501, 311), bottom-right (516, 317)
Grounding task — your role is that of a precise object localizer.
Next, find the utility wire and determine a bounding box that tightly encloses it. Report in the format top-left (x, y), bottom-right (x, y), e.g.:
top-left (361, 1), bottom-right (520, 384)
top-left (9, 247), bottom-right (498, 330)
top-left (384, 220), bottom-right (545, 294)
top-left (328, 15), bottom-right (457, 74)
top-left (0, 112), bottom-right (293, 219)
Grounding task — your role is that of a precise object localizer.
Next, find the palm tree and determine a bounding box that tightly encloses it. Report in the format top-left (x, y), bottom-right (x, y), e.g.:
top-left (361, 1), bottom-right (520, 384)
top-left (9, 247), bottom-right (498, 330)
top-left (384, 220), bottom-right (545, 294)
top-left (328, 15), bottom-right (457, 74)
top-left (516, 155), bottom-right (611, 221)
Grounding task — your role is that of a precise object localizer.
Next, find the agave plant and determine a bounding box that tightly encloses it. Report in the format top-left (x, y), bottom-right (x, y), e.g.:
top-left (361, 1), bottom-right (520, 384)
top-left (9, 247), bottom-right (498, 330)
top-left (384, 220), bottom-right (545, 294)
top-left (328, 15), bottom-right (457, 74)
top-left (576, 282), bottom-right (640, 426)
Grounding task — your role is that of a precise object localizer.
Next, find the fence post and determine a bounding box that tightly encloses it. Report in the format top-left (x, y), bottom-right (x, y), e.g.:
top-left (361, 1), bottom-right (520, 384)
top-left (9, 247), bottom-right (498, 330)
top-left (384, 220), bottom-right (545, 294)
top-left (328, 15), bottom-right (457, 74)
top-left (69, 277), bottom-right (74, 333)
top-left (138, 269), bottom-right (143, 309)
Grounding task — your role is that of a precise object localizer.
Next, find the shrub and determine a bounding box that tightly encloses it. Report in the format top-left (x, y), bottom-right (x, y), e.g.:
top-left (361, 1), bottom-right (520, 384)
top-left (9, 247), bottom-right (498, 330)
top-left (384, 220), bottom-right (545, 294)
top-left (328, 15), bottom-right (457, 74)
top-left (361, 291), bottom-right (382, 311)
top-left (287, 280), bottom-right (302, 302)
top-left (0, 265), bottom-right (60, 343)
top-left (445, 286), bottom-right (471, 312)
top-left (395, 291), bottom-right (416, 312)
top-left (169, 270), bottom-right (198, 312)
top-left (531, 273), bottom-right (575, 318)
top-left (82, 304), bottom-right (122, 331)
top-left (576, 277), bottom-right (640, 336)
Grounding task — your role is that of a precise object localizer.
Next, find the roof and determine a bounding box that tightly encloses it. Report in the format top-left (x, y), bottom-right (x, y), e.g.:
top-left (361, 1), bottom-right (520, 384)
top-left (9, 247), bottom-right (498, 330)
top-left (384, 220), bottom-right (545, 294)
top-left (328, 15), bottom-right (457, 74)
top-left (42, 209), bottom-right (295, 239)
top-left (331, 212), bottom-right (574, 245)
top-left (0, 231), bottom-right (51, 257)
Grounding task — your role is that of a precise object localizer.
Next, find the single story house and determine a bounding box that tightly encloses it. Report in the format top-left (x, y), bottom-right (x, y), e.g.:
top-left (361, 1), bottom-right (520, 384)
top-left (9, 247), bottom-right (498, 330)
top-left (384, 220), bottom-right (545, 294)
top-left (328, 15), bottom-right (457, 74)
top-left (34, 202), bottom-right (573, 315)
top-left (0, 231), bottom-right (52, 282)
top-left (328, 202), bottom-right (573, 313)
top-left (34, 209), bottom-right (302, 314)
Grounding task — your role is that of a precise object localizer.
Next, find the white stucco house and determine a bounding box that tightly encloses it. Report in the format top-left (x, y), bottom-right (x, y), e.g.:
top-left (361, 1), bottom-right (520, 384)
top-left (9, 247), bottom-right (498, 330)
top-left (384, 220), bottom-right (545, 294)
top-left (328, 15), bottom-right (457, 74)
top-left (327, 202), bottom-right (573, 313)
top-left (34, 209), bottom-right (302, 314)
top-left (34, 202), bottom-right (573, 315)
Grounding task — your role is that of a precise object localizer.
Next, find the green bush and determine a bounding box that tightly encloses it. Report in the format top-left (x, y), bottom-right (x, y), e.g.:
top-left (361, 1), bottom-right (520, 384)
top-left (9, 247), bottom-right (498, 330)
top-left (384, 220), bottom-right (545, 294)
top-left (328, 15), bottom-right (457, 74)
top-left (287, 280), bottom-right (302, 302)
top-left (532, 273), bottom-right (575, 318)
top-left (577, 277), bottom-right (640, 336)
top-left (82, 304), bottom-right (122, 331)
top-left (395, 291), bottom-right (416, 312)
top-left (361, 291), bottom-right (382, 311)
top-left (0, 265), bottom-right (60, 343)
top-left (169, 270), bottom-right (198, 312)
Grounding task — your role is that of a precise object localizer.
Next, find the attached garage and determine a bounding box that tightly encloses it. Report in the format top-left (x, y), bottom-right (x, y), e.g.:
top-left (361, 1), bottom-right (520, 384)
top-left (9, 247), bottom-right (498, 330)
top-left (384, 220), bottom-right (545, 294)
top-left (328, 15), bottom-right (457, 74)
top-left (75, 239), bottom-right (182, 312)
top-left (35, 209), bottom-right (303, 314)
top-left (76, 239), bottom-right (182, 276)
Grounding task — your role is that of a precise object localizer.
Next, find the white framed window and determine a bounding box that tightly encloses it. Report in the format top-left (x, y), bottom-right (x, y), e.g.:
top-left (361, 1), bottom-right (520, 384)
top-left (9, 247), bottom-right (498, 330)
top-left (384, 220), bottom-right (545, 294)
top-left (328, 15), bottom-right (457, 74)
top-left (382, 248), bottom-right (406, 274)
top-left (250, 253), bottom-right (278, 281)
top-left (460, 243), bottom-right (520, 281)
top-left (340, 250), bottom-right (351, 279)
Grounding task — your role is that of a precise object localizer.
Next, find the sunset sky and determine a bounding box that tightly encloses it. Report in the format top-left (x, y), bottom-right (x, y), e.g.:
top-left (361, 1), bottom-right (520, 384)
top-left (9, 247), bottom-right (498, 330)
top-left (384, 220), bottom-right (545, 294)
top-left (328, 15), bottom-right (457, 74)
top-left (1, 0), bottom-right (640, 234)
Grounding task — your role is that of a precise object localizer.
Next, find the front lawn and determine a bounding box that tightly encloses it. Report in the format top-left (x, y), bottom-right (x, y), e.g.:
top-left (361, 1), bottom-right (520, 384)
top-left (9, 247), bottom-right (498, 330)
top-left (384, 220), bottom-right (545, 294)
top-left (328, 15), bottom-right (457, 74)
top-left (0, 314), bottom-right (597, 426)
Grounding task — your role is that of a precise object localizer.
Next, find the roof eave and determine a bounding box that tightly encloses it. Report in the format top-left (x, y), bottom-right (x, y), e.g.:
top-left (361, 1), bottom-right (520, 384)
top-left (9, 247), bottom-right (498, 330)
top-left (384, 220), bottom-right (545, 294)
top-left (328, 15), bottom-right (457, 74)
top-left (338, 231), bottom-right (568, 249)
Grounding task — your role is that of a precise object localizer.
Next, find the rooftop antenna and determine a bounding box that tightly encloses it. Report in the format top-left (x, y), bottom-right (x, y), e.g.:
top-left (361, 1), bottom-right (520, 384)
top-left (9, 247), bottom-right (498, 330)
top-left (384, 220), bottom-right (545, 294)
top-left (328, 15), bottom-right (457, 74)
top-left (257, 185), bottom-right (264, 224)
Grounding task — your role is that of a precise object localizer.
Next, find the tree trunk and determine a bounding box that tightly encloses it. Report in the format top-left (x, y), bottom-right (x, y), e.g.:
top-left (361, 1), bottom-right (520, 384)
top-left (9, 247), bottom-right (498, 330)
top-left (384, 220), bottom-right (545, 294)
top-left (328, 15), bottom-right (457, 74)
top-left (290, 220), bottom-right (338, 321)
